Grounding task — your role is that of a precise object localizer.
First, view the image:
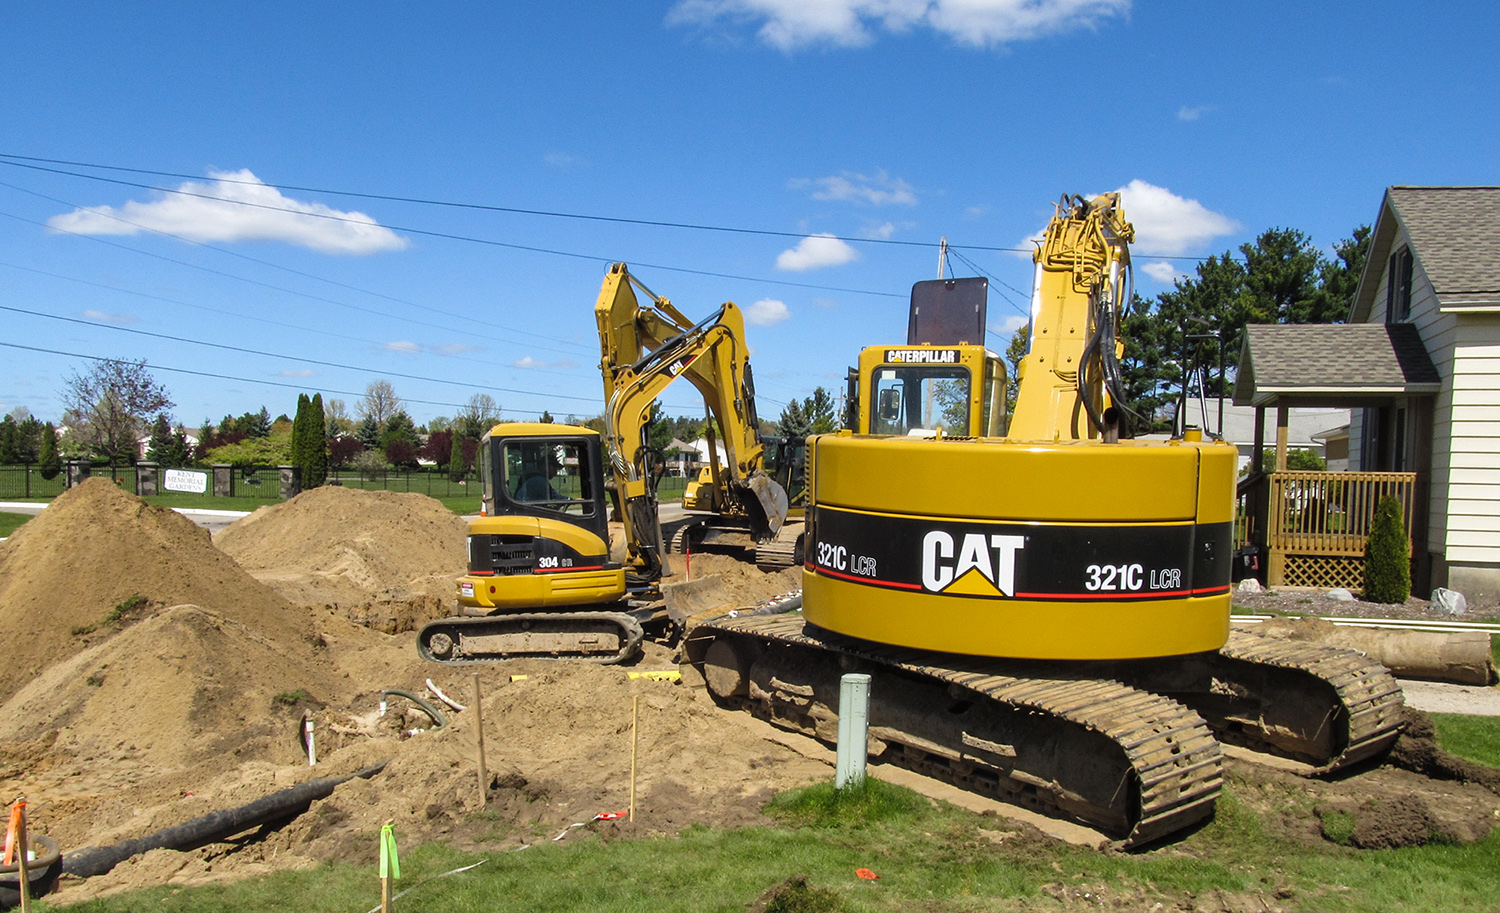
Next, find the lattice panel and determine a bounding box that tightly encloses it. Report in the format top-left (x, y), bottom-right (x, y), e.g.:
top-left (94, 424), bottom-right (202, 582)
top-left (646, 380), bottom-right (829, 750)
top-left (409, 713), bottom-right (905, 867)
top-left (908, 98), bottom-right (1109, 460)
top-left (1282, 555), bottom-right (1364, 590)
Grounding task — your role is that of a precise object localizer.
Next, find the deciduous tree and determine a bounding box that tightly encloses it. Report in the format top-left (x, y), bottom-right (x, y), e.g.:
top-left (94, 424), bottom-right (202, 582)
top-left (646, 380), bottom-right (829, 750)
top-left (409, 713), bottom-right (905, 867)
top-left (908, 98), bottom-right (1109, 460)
top-left (60, 358), bottom-right (173, 467)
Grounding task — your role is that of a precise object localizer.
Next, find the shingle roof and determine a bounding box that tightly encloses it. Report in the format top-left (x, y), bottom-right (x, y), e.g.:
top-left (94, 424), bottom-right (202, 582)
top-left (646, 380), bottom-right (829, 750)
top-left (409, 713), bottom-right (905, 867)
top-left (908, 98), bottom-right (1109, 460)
top-left (1233, 323), bottom-right (1441, 406)
top-left (1388, 187), bottom-right (1500, 299)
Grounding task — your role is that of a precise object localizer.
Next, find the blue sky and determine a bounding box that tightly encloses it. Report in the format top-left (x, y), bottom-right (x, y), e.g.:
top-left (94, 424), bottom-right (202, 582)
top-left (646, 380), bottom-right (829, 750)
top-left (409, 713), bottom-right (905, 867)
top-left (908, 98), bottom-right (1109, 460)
top-left (3, 1), bottom-right (1496, 429)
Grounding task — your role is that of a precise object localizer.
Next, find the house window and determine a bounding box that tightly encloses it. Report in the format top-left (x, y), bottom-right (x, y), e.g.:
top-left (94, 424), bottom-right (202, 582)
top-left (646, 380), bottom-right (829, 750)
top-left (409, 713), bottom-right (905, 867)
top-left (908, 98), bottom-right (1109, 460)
top-left (1386, 247), bottom-right (1413, 322)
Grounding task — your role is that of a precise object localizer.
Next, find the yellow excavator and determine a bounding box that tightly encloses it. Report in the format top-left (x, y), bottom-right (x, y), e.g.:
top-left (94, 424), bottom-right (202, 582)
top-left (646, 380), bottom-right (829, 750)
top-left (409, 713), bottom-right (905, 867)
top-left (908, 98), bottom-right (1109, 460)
top-left (417, 263), bottom-right (788, 664)
top-left (684, 194), bottom-right (1405, 846)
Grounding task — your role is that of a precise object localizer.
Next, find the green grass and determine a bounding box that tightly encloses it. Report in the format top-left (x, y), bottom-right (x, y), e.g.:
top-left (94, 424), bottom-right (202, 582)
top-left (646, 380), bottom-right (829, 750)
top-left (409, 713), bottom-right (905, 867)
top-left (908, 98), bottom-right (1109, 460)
top-left (1432, 713), bottom-right (1500, 769)
top-left (0, 511), bottom-right (31, 537)
top-left (40, 778), bottom-right (1500, 913)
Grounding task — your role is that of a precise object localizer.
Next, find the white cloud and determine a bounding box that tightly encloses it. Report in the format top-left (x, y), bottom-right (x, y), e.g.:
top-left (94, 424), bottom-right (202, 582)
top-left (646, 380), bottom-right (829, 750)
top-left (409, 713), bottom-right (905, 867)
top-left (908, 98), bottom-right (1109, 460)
top-left (81, 309), bottom-right (137, 325)
top-left (964, 205), bottom-right (988, 219)
top-left (512, 356), bottom-right (580, 370)
top-left (544, 152), bottom-right (581, 169)
top-left (862, 221), bottom-right (898, 240)
top-left (776, 233), bottom-right (859, 271)
top-left (47, 169), bottom-right (408, 255)
top-left (793, 170), bottom-right (918, 206)
top-left (668, 0), bottom-right (1130, 50)
top-left (1177, 104), bottom-right (1214, 121)
top-left (1114, 180), bottom-right (1239, 256)
top-left (1017, 181), bottom-right (1238, 259)
top-left (746, 298), bottom-right (791, 326)
top-left (1140, 260), bottom-right (1187, 284)
top-left (987, 314), bottom-right (1028, 337)
top-left (278, 369), bottom-right (316, 378)
top-left (384, 340), bottom-right (422, 354)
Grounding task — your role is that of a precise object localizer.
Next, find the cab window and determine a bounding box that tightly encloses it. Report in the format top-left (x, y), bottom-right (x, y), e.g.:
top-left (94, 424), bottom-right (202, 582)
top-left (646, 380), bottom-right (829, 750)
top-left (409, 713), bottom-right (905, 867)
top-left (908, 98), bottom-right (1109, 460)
top-left (870, 367), bottom-right (971, 436)
top-left (501, 440), bottom-right (593, 515)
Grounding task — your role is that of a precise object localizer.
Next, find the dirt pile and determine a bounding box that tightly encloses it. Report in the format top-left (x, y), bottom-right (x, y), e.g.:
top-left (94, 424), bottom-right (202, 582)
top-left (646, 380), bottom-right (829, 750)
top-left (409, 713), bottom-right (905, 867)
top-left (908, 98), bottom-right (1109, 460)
top-left (46, 659), bottom-right (832, 904)
top-left (0, 479), bottom-right (314, 704)
top-left (215, 486), bottom-right (469, 630)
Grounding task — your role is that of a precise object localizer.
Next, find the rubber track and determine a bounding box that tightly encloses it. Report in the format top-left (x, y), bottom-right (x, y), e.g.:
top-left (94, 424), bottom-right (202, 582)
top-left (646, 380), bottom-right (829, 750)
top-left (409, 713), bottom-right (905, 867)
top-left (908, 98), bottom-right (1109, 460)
top-left (695, 613), bottom-right (1223, 846)
top-left (1219, 629), bottom-right (1406, 772)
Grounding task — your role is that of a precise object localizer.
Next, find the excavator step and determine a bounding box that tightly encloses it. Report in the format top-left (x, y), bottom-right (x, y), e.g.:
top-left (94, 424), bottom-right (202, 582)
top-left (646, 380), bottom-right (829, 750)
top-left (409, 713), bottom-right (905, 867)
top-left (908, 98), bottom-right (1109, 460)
top-left (418, 612), bottom-right (644, 665)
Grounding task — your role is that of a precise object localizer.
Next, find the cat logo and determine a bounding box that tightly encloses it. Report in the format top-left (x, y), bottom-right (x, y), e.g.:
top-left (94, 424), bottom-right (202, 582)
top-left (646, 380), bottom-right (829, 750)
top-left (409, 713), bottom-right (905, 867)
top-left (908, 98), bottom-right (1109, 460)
top-left (921, 530), bottom-right (1025, 597)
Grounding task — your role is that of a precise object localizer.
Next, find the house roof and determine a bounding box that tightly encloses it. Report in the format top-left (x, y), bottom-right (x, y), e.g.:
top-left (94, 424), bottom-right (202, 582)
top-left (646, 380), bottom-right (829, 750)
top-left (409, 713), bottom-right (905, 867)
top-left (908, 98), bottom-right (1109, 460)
top-left (1351, 186), bottom-right (1500, 320)
top-left (1233, 323), bottom-right (1441, 407)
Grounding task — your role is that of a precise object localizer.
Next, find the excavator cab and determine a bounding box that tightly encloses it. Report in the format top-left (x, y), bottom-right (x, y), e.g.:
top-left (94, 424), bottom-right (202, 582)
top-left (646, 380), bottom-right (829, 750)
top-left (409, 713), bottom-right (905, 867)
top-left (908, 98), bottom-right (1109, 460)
top-left (458, 423), bottom-right (623, 611)
top-left (851, 345), bottom-right (1006, 437)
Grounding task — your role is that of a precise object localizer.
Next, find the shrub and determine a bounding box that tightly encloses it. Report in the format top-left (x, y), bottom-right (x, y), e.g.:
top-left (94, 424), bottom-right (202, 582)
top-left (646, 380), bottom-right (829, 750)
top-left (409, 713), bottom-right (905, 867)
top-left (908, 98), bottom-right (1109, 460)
top-left (1364, 495), bottom-right (1411, 603)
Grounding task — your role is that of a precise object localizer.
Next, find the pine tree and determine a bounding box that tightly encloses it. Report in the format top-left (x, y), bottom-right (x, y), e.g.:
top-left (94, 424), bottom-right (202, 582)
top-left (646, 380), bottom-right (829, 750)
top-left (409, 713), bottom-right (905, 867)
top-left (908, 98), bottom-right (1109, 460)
top-left (38, 422), bottom-right (60, 480)
top-left (448, 429), bottom-right (466, 482)
top-left (356, 414), bottom-right (382, 450)
top-left (1363, 496), bottom-right (1411, 604)
top-left (306, 393), bottom-right (328, 487)
top-left (290, 394), bottom-right (311, 474)
top-left (145, 413), bottom-right (177, 463)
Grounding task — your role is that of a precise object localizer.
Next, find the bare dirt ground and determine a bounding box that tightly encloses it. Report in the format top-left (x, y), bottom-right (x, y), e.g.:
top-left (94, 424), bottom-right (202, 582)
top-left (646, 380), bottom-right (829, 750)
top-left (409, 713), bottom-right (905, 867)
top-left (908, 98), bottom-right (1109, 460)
top-left (1, 480), bottom-right (1497, 907)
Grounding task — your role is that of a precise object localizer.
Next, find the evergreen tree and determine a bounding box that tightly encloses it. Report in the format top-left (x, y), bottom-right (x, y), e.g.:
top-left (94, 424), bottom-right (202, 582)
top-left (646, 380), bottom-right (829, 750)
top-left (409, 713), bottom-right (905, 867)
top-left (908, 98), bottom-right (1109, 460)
top-left (0, 416), bottom-right (17, 464)
top-left (38, 422), bottom-right (60, 480)
top-left (777, 398), bottom-right (810, 439)
top-left (306, 393), bottom-right (328, 487)
top-left (448, 429), bottom-right (466, 482)
top-left (289, 394), bottom-right (311, 475)
top-left (1363, 496), bottom-right (1411, 604)
top-left (145, 412), bottom-right (190, 464)
top-left (356, 414), bottom-right (382, 450)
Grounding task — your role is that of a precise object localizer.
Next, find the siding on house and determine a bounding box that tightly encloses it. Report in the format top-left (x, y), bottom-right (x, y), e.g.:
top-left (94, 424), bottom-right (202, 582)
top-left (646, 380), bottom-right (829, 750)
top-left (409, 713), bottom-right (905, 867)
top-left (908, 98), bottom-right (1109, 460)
top-left (1447, 341), bottom-right (1500, 562)
top-left (1348, 187), bottom-right (1500, 595)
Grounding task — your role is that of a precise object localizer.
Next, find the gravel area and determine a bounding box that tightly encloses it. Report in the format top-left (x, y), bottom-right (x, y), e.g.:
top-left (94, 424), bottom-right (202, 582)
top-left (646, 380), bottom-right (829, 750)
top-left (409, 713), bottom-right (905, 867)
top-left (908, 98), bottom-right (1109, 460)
top-left (1232, 583), bottom-right (1500, 622)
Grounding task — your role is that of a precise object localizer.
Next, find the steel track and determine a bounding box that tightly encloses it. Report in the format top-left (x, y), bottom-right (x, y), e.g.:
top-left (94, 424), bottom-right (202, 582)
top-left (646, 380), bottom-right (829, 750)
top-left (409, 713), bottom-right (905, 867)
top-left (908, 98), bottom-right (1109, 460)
top-left (687, 613), bottom-right (1223, 846)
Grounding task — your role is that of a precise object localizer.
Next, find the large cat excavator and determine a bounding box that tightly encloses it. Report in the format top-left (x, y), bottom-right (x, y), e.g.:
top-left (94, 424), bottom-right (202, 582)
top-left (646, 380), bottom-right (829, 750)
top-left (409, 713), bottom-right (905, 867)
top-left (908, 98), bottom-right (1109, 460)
top-left (684, 194), bottom-right (1405, 846)
top-left (417, 263), bottom-right (787, 665)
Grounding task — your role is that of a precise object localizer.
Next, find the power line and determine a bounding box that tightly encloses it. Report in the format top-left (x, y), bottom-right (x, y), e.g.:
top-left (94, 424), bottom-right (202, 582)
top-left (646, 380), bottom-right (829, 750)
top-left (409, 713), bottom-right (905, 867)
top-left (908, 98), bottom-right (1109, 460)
top-left (0, 160), bottom-right (911, 296)
top-left (0, 151), bottom-right (1224, 261)
top-left (0, 185), bottom-right (596, 355)
top-left (0, 302), bottom-right (605, 404)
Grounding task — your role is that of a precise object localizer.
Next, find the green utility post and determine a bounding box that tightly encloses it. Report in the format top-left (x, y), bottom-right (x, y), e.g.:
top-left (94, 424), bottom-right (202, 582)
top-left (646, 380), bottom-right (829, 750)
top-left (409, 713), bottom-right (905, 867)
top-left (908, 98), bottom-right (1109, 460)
top-left (835, 673), bottom-right (871, 789)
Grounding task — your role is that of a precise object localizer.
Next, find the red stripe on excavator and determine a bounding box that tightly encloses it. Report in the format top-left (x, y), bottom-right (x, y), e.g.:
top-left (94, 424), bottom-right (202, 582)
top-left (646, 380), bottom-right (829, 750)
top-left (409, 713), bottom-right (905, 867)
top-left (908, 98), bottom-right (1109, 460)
top-left (808, 564), bottom-right (924, 590)
top-left (1015, 585), bottom-right (1231, 600)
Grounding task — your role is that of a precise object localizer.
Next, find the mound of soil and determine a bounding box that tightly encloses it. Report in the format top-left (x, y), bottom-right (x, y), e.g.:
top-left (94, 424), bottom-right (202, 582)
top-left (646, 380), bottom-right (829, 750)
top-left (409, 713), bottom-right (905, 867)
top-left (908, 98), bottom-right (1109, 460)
top-left (0, 479), bottom-right (313, 705)
top-left (45, 659), bottom-right (832, 904)
top-left (214, 487), bottom-right (469, 629)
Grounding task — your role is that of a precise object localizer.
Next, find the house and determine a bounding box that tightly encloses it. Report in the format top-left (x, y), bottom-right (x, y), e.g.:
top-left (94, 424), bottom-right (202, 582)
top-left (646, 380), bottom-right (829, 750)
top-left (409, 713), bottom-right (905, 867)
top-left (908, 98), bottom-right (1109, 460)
top-left (1348, 186), bottom-right (1500, 603)
top-left (1233, 186), bottom-right (1500, 603)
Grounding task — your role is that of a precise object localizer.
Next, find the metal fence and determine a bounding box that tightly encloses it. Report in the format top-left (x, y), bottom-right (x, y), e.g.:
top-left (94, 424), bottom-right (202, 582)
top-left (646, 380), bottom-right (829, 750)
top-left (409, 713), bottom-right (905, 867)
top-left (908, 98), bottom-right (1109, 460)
top-left (0, 465), bottom-right (69, 499)
top-left (0, 463), bottom-right (692, 504)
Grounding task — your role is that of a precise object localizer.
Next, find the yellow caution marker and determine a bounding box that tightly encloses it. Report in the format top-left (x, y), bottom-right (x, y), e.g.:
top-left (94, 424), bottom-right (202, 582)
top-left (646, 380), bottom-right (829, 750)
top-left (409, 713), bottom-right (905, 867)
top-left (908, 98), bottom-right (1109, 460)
top-left (628, 670), bottom-right (682, 682)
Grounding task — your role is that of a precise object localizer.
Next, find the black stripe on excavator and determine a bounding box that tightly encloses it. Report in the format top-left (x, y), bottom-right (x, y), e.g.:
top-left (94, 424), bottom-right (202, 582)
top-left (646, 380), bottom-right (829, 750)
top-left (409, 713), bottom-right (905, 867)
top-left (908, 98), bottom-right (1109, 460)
top-left (533, 536), bottom-right (612, 574)
top-left (808, 505), bottom-right (1231, 602)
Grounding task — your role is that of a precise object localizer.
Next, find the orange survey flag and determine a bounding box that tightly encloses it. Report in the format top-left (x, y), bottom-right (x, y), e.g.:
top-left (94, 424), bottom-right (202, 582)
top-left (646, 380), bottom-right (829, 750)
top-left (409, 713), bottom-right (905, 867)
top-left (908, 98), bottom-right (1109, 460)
top-left (2, 800), bottom-right (23, 866)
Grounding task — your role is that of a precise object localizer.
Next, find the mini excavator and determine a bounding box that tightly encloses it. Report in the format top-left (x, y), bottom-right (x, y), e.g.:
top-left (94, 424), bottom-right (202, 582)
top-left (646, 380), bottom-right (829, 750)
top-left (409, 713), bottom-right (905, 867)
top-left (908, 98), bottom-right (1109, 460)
top-left (684, 194), bottom-right (1405, 846)
top-left (417, 263), bottom-right (788, 665)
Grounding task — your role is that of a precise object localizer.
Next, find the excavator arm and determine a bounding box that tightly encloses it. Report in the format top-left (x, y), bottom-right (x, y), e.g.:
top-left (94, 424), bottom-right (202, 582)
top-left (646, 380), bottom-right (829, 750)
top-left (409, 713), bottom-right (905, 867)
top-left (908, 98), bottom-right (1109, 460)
top-left (1008, 192), bottom-right (1135, 442)
top-left (594, 263), bottom-right (788, 580)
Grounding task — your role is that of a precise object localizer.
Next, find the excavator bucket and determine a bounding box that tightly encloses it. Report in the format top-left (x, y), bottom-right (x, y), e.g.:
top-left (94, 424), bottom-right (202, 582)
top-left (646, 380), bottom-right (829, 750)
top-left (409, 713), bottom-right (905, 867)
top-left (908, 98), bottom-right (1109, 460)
top-left (745, 474), bottom-right (788, 539)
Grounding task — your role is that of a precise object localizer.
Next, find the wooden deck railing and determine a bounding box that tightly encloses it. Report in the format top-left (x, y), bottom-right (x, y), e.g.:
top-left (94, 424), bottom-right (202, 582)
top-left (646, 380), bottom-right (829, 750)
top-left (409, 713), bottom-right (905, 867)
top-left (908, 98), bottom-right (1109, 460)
top-left (1265, 470), bottom-right (1416, 555)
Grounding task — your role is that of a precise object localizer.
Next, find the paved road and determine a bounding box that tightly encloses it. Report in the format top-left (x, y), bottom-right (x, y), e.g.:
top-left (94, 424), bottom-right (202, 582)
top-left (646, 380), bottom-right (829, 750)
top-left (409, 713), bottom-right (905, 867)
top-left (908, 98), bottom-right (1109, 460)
top-left (0, 500), bottom-right (250, 536)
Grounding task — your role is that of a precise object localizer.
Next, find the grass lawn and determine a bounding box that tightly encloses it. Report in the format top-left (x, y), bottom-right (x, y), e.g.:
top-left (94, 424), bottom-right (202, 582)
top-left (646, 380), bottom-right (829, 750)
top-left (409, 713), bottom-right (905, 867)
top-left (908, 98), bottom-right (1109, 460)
top-left (0, 511), bottom-right (32, 537)
top-left (44, 760), bottom-right (1500, 913)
